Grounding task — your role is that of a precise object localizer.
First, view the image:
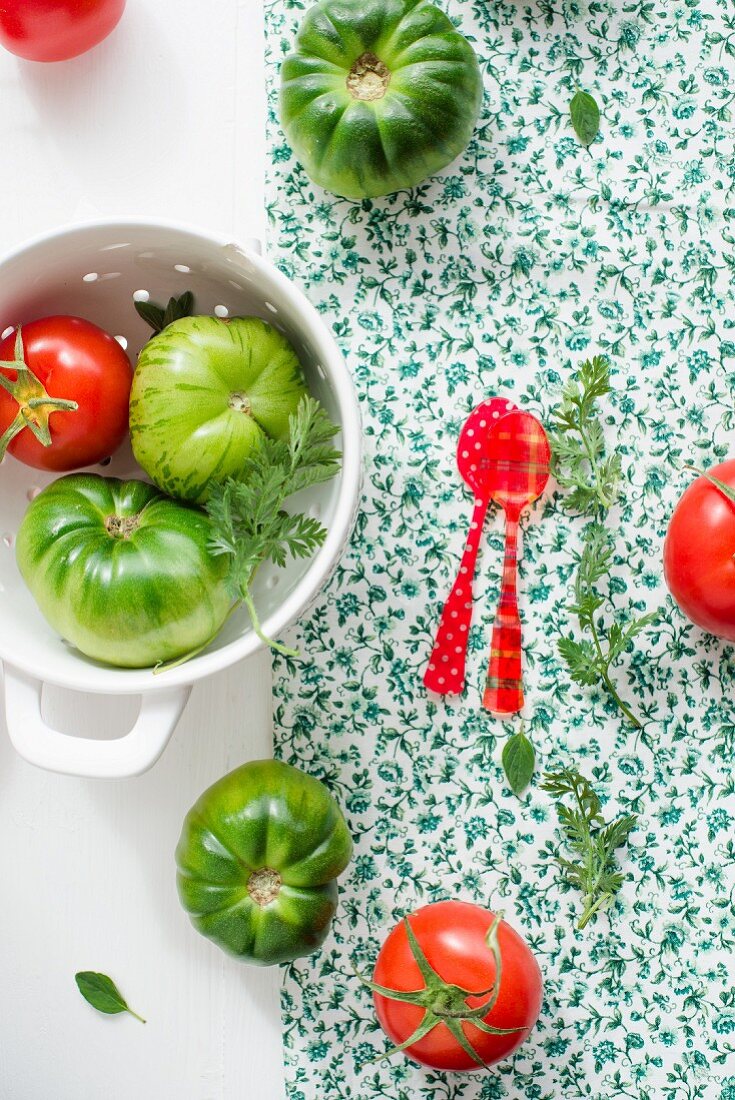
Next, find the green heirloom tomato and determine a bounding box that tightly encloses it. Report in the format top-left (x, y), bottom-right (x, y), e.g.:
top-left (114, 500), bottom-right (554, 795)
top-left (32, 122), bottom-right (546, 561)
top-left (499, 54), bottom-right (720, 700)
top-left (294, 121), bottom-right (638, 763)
top-left (176, 759), bottom-right (353, 965)
top-left (279, 0), bottom-right (483, 200)
top-left (16, 474), bottom-right (230, 668)
top-left (129, 315), bottom-right (308, 503)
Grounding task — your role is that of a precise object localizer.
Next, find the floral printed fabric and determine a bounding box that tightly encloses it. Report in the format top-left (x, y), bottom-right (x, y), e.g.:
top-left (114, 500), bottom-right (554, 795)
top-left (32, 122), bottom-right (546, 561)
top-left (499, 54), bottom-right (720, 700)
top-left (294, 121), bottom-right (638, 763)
top-left (264, 1), bottom-right (735, 1096)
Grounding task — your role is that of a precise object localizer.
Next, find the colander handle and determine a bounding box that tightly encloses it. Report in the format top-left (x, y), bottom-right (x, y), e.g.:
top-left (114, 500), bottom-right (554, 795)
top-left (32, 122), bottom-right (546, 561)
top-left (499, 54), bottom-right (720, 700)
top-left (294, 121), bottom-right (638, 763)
top-left (2, 666), bottom-right (191, 779)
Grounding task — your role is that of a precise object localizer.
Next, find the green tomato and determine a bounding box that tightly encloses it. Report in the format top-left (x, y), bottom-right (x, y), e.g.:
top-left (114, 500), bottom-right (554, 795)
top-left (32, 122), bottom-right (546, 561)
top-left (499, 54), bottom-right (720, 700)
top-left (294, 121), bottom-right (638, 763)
top-left (279, 0), bottom-right (483, 200)
top-left (176, 759), bottom-right (353, 965)
top-left (129, 315), bottom-right (308, 502)
top-left (16, 474), bottom-right (231, 668)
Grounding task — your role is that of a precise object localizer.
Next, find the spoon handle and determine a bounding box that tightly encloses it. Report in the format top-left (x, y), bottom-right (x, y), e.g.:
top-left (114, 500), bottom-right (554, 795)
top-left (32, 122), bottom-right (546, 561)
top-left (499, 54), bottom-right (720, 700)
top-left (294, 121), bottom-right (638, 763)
top-left (483, 513), bottom-right (524, 714)
top-left (424, 494), bottom-right (489, 695)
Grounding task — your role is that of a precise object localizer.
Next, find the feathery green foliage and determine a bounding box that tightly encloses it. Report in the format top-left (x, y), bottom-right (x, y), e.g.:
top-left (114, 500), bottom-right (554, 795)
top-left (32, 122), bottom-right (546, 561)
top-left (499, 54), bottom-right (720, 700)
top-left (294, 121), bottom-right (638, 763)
top-left (558, 524), bottom-right (657, 728)
top-left (541, 767), bottom-right (637, 930)
top-left (206, 395), bottom-right (341, 653)
top-left (551, 356), bottom-right (622, 514)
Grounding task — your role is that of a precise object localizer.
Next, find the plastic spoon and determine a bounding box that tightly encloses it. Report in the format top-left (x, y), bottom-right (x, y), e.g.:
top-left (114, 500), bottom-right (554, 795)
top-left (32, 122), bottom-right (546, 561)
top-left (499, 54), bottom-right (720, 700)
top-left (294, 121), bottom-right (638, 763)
top-left (424, 396), bottom-right (518, 695)
top-left (481, 410), bottom-right (550, 714)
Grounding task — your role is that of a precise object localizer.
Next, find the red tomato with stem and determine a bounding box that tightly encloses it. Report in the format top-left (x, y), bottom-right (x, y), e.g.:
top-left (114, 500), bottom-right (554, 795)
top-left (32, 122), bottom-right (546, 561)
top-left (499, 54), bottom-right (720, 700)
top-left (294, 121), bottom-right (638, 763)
top-left (368, 900), bottom-right (543, 1071)
top-left (0, 0), bottom-right (125, 63)
top-left (664, 460), bottom-right (735, 640)
top-left (0, 317), bottom-right (132, 471)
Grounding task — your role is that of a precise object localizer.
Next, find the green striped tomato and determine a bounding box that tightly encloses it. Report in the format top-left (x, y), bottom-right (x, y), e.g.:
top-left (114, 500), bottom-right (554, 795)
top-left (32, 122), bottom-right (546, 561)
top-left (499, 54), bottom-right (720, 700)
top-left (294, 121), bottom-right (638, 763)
top-left (176, 759), bottom-right (353, 965)
top-left (16, 474), bottom-right (230, 668)
top-left (280, 0), bottom-right (483, 199)
top-left (129, 316), bottom-right (308, 503)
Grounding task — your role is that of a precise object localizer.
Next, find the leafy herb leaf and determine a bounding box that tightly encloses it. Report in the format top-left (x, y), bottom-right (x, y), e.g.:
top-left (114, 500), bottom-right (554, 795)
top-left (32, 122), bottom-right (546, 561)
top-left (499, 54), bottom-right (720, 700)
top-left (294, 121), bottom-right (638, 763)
top-left (541, 767), bottom-right (636, 929)
top-left (570, 89), bottom-right (601, 147)
top-left (550, 355), bottom-right (621, 514)
top-left (558, 523), bottom-right (658, 728)
top-left (205, 395), bottom-right (341, 654)
top-left (75, 972), bottom-right (145, 1023)
top-left (135, 290), bottom-right (195, 334)
top-left (502, 730), bottom-right (535, 796)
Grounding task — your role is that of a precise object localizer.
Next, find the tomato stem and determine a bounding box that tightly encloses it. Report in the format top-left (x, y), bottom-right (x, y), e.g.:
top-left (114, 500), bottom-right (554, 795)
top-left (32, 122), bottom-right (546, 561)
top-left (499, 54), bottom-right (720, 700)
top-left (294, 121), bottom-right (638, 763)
top-left (683, 463), bottom-right (735, 506)
top-left (0, 327), bottom-right (79, 459)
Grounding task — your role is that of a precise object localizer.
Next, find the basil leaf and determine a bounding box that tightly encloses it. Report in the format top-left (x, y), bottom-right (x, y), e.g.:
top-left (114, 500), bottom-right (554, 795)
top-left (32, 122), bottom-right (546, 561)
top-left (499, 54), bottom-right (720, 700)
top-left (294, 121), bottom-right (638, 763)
top-left (570, 90), bottom-right (600, 147)
top-left (75, 972), bottom-right (145, 1023)
top-left (502, 731), bottom-right (535, 796)
top-left (135, 291), bottom-right (194, 335)
top-left (134, 300), bottom-right (166, 333)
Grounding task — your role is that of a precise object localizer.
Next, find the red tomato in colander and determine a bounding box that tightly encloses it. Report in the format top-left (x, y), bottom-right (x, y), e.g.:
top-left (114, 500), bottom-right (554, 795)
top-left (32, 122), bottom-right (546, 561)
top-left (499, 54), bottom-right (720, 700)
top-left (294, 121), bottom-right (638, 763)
top-left (0, 316), bottom-right (132, 471)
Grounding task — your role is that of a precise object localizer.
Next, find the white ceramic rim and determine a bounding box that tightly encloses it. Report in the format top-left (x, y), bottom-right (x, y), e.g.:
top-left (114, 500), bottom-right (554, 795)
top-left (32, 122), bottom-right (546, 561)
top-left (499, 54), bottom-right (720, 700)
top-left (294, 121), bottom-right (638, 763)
top-left (0, 216), bottom-right (362, 696)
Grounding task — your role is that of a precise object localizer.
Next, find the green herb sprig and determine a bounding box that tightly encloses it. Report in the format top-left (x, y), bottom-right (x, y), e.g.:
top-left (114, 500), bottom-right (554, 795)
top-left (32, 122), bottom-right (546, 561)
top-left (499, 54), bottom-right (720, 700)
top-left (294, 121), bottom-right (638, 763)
top-left (541, 767), bottom-right (637, 930)
top-left (550, 355), bottom-right (622, 514)
top-left (204, 395), bottom-right (341, 656)
top-left (75, 972), bottom-right (145, 1023)
top-left (135, 290), bottom-right (194, 334)
top-left (558, 524), bottom-right (657, 729)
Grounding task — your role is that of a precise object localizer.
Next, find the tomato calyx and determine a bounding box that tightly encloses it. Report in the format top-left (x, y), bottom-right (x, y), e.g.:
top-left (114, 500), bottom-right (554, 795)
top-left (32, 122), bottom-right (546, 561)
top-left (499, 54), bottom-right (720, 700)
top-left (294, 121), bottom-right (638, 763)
top-left (105, 514), bottom-right (141, 539)
top-left (357, 912), bottom-right (525, 1068)
top-left (247, 867), bottom-right (283, 906)
top-left (228, 391), bottom-right (252, 415)
top-left (347, 53), bottom-right (391, 102)
top-left (684, 463), bottom-right (735, 507)
top-left (0, 328), bottom-right (79, 460)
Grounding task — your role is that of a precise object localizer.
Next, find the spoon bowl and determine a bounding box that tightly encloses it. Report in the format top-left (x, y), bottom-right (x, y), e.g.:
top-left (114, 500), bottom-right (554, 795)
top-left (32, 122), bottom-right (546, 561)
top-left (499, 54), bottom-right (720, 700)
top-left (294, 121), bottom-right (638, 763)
top-left (424, 396), bottom-right (518, 695)
top-left (482, 410), bottom-right (550, 714)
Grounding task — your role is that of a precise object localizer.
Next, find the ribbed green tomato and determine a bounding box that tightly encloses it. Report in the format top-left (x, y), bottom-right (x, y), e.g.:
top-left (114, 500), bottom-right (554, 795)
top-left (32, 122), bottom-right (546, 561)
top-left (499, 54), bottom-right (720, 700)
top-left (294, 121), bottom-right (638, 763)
top-left (279, 0), bottom-right (483, 200)
top-left (176, 759), bottom-right (353, 966)
top-left (16, 474), bottom-right (230, 668)
top-left (130, 315), bottom-right (307, 503)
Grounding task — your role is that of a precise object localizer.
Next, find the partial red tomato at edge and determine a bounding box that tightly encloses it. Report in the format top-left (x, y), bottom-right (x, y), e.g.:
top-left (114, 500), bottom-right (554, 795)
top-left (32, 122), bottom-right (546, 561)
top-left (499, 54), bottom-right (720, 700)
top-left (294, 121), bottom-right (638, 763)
top-left (0, 0), bottom-right (125, 63)
top-left (664, 460), bottom-right (735, 640)
top-left (0, 316), bottom-right (132, 471)
top-left (371, 900), bottom-right (542, 1071)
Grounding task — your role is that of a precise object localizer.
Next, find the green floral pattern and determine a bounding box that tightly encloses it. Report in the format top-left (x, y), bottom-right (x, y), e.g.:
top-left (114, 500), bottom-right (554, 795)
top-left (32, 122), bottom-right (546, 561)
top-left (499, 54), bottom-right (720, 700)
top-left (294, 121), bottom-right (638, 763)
top-left (265, 0), bottom-right (735, 1095)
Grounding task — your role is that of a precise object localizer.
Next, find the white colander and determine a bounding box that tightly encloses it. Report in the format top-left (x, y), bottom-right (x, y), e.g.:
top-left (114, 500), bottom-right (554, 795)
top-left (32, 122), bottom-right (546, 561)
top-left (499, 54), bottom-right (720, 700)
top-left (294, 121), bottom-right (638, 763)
top-left (0, 219), bottom-right (361, 779)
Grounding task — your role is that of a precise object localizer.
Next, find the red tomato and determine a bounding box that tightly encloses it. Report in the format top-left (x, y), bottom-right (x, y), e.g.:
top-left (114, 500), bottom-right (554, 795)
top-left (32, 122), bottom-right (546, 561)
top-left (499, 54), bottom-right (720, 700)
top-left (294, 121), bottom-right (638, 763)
top-left (664, 460), bottom-right (735, 640)
top-left (0, 0), bottom-right (125, 63)
top-left (372, 900), bottom-right (542, 1071)
top-left (0, 316), bottom-right (132, 471)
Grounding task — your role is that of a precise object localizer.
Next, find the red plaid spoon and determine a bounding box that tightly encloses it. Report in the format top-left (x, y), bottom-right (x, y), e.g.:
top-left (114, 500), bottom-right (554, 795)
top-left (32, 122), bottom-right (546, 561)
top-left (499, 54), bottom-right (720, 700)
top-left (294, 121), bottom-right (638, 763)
top-left (424, 396), bottom-right (518, 695)
top-left (481, 410), bottom-right (550, 714)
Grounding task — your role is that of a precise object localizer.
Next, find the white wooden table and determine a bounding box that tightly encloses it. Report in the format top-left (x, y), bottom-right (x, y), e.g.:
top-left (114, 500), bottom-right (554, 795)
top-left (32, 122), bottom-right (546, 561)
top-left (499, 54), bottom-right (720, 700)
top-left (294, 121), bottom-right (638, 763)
top-left (0, 2), bottom-right (286, 1096)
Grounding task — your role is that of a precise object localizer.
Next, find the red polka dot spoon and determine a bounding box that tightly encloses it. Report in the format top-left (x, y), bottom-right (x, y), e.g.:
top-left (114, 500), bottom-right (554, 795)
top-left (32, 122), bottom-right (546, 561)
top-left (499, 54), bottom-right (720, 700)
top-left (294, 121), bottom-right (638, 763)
top-left (481, 410), bottom-right (551, 714)
top-left (424, 396), bottom-right (519, 695)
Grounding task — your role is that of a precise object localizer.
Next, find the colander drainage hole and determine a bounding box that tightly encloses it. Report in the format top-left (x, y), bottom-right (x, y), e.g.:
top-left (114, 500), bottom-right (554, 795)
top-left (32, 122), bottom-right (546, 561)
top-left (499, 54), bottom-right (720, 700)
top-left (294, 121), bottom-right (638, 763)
top-left (266, 576), bottom-right (279, 590)
top-left (2, 534), bottom-right (14, 548)
top-left (115, 335), bottom-right (128, 350)
top-left (133, 289), bottom-right (149, 303)
top-left (83, 272), bottom-right (99, 283)
top-left (99, 457), bottom-right (112, 467)
top-left (174, 264), bottom-right (191, 274)
top-left (26, 487), bottom-right (41, 502)
top-left (214, 304), bottom-right (229, 318)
